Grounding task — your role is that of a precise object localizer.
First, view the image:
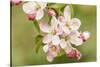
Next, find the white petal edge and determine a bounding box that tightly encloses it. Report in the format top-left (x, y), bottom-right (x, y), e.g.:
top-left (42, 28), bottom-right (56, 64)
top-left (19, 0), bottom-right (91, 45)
top-left (47, 55), bottom-right (54, 62)
top-left (65, 41), bottom-right (73, 53)
top-left (56, 24), bottom-right (63, 35)
top-left (70, 30), bottom-right (80, 38)
top-left (37, 2), bottom-right (47, 9)
top-left (70, 37), bottom-right (83, 46)
top-left (64, 6), bottom-right (71, 22)
top-left (70, 18), bottom-right (81, 30)
top-left (62, 26), bottom-right (70, 35)
top-left (22, 2), bottom-right (37, 14)
top-left (43, 44), bottom-right (49, 53)
top-left (39, 22), bottom-right (51, 33)
top-left (60, 39), bottom-right (67, 49)
top-left (36, 9), bottom-right (44, 20)
top-left (51, 16), bottom-right (58, 30)
top-left (52, 35), bottom-right (60, 45)
top-left (43, 34), bottom-right (52, 44)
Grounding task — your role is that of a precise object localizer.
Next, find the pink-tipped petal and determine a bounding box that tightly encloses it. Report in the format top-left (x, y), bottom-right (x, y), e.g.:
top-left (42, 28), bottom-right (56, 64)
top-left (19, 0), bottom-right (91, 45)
top-left (60, 39), bottom-right (67, 49)
top-left (56, 24), bottom-right (63, 35)
top-left (39, 22), bottom-right (51, 33)
top-left (62, 26), bottom-right (70, 35)
top-left (65, 41), bottom-right (73, 53)
top-left (47, 48), bottom-right (57, 62)
top-left (51, 16), bottom-right (58, 30)
top-left (47, 54), bottom-right (54, 62)
top-left (70, 30), bottom-right (80, 37)
top-left (64, 6), bottom-right (71, 22)
top-left (70, 37), bottom-right (83, 46)
top-left (43, 34), bottom-right (52, 44)
top-left (22, 2), bottom-right (37, 14)
top-left (52, 35), bottom-right (60, 45)
top-left (58, 16), bottom-right (66, 25)
top-left (36, 9), bottom-right (44, 20)
top-left (70, 18), bottom-right (81, 30)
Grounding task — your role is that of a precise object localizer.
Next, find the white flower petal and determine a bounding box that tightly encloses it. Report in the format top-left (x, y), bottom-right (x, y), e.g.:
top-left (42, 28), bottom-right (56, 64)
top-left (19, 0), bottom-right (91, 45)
top-left (62, 26), bottom-right (70, 35)
top-left (60, 39), bottom-right (67, 49)
top-left (43, 34), bottom-right (52, 44)
top-left (56, 24), bottom-right (63, 35)
top-left (36, 9), bottom-right (44, 20)
top-left (51, 16), bottom-right (58, 29)
top-left (70, 30), bottom-right (80, 38)
top-left (65, 41), bottom-right (73, 53)
top-left (39, 22), bottom-right (51, 33)
top-left (70, 37), bottom-right (83, 46)
top-left (52, 35), bottom-right (60, 45)
top-left (70, 18), bottom-right (81, 30)
top-left (22, 2), bottom-right (37, 14)
top-left (47, 54), bottom-right (54, 62)
top-left (37, 2), bottom-right (47, 9)
top-left (64, 6), bottom-right (71, 22)
top-left (58, 16), bottom-right (66, 25)
top-left (43, 44), bottom-right (49, 53)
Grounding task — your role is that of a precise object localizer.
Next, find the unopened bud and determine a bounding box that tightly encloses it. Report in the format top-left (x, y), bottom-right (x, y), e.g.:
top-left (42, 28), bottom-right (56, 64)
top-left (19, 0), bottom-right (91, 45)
top-left (48, 9), bottom-right (56, 16)
top-left (80, 31), bottom-right (90, 42)
top-left (66, 49), bottom-right (76, 59)
top-left (27, 14), bottom-right (36, 21)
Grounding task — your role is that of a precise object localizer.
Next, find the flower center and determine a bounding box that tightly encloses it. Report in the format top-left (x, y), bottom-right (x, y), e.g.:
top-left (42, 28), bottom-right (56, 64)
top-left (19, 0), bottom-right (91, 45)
top-left (51, 45), bottom-right (57, 51)
top-left (66, 22), bottom-right (70, 27)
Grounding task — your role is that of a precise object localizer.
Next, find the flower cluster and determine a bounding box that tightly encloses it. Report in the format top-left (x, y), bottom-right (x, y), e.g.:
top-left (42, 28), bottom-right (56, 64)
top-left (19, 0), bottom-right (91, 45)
top-left (12, 1), bottom-right (90, 62)
top-left (39, 6), bottom-right (90, 62)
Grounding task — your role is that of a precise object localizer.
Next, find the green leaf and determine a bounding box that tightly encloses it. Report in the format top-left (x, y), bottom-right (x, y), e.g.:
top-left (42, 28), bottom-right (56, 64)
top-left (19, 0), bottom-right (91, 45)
top-left (33, 20), bottom-right (40, 33)
top-left (34, 35), bottom-right (43, 53)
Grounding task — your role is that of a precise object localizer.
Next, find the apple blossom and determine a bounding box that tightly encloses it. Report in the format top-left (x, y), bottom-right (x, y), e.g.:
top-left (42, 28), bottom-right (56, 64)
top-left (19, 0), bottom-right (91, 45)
top-left (22, 1), bottom-right (47, 20)
top-left (57, 6), bottom-right (81, 31)
top-left (39, 16), bottom-right (60, 45)
top-left (11, 0), bottom-right (91, 63)
top-left (43, 44), bottom-right (60, 62)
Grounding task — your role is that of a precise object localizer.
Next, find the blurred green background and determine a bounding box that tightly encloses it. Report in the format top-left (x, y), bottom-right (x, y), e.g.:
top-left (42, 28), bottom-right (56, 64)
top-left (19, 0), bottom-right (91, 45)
top-left (11, 3), bottom-right (96, 66)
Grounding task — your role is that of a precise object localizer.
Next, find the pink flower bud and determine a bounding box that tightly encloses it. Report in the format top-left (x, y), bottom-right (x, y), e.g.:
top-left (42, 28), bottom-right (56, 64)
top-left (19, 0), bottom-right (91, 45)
top-left (66, 49), bottom-right (76, 59)
top-left (75, 49), bottom-right (81, 60)
top-left (48, 9), bottom-right (56, 16)
top-left (27, 14), bottom-right (36, 21)
top-left (80, 31), bottom-right (90, 42)
top-left (11, 0), bottom-right (22, 5)
top-left (66, 48), bottom-right (81, 60)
